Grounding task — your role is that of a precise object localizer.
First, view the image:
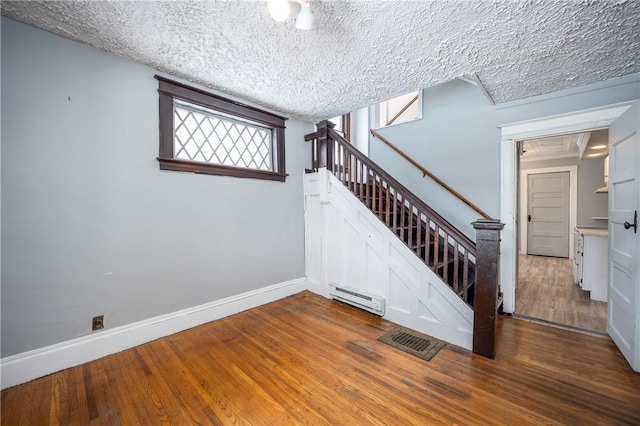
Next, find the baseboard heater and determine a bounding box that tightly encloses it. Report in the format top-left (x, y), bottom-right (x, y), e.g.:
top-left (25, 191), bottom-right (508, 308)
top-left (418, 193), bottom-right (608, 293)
top-left (329, 284), bottom-right (385, 316)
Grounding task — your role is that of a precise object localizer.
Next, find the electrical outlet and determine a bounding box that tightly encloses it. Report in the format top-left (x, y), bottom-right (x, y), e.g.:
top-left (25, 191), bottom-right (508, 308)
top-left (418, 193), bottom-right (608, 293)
top-left (92, 315), bottom-right (104, 331)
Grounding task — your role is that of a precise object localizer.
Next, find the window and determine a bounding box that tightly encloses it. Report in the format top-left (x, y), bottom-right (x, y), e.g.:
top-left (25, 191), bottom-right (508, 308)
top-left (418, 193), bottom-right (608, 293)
top-left (156, 76), bottom-right (288, 181)
top-left (371, 90), bottom-right (422, 129)
top-left (328, 113), bottom-right (351, 140)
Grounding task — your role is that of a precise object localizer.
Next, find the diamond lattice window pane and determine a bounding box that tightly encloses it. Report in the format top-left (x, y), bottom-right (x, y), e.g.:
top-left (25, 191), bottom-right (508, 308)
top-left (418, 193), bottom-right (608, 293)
top-left (229, 148), bottom-right (241, 164)
top-left (201, 143), bottom-right (214, 161)
top-left (173, 101), bottom-right (274, 171)
top-left (200, 118), bottom-right (213, 137)
top-left (222, 135), bottom-right (234, 152)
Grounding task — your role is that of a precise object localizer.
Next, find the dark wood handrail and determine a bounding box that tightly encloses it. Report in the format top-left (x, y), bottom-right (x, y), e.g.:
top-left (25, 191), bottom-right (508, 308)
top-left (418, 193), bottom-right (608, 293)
top-left (329, 127), bottom-right (476, 252)
top-left (370, 129), bottom-right (492, 220)
top-left (304, 131), bottom-right (319, 142)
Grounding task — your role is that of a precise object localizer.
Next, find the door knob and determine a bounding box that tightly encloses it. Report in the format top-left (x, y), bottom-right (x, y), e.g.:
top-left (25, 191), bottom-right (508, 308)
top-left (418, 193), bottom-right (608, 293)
top-left (623, 210), bottom-right (637, 234)
top-left (527, 214), bottom-right (532, 223)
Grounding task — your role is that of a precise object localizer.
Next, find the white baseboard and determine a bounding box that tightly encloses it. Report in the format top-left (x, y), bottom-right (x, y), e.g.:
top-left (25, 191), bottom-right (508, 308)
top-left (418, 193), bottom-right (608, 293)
top-left (306, 279), bottom-right (330, 299)
top-left (1, 277), bottom-right (307, 390)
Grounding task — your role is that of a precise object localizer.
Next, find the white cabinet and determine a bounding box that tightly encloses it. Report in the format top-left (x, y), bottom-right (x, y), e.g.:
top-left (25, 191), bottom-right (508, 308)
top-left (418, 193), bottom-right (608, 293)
top-left (574, 228), bottom-right (608, 302)
top-left (573, 229), bottom-right (583, 285)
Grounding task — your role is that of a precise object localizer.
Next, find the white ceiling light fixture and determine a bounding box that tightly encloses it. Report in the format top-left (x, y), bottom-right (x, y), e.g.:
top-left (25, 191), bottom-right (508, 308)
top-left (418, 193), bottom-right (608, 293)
top-left (267, 0), bottom-right (290, 22)
top-left (267, 0), bottom-right (314, 30)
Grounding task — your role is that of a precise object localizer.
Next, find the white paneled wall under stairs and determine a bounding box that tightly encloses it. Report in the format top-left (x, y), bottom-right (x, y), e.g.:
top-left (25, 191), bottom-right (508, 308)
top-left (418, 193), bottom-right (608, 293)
top-left (304, 169), bottom-right (473, 349)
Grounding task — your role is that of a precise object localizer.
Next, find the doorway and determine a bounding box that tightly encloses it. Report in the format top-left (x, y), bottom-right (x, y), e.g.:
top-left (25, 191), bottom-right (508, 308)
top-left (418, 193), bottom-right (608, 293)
top-left (500, 100), bottom-right (640, 372)
top-left (500, 103), bottom-right (633, 312)
top-left (514, 136), bottom-right (606, 333)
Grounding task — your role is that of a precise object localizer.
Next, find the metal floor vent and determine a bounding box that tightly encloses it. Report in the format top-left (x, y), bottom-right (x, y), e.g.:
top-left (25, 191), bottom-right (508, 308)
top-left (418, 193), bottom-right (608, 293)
top-left (378, 326), bottom-right (445, 362)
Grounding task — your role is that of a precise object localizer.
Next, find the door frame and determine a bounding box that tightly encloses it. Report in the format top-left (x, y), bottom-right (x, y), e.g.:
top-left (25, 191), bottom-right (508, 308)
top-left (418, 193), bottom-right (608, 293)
top-left (520, 167), bottom-right (577, 259)
top-left (499, 101), bottom-right (635, 314)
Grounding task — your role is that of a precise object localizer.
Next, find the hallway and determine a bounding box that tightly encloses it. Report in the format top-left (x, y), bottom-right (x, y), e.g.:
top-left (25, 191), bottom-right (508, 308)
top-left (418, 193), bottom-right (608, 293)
top-left (516, 254), bottom-right (607, 333)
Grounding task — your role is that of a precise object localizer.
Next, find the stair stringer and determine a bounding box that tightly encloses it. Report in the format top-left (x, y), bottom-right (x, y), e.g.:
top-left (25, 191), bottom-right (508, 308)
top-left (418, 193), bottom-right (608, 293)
top-left (304, 169), bottom-right (473, 350)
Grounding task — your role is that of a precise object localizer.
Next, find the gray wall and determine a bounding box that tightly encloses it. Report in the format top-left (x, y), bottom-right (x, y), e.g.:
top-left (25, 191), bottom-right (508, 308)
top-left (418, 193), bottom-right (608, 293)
top-left (369, 77), bottom-right (639, 238)
top-left (1, 18), bottom-right (312, 357)
top-left (576, 158), bottom-right (608, 228)
top-left (521, 156), bottom-right (608, 229)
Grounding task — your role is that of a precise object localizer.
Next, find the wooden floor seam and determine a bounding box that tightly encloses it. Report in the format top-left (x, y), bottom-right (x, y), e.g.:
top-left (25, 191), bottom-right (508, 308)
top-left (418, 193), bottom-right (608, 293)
top-left (511, 313), bottom-right (610, 338)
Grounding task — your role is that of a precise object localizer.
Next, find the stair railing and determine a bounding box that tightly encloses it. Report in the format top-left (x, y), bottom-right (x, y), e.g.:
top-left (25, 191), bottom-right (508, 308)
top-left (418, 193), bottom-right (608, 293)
top-left (307, 120), bottom-right (504, 359)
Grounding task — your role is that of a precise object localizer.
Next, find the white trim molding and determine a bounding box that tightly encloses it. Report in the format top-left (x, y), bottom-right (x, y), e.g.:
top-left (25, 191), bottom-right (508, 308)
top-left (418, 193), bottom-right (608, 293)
top-left (519, 166), bottom-right (578, 258)
top-left (495, 73), bottom-right (640, 111)
top-left (0, 278), bottom-right (307, 390)
top-left (500, 102), bottom-right (633, 141)
top-left (500, 101), bottom-right (635, 314)
top-left (520, 153), bottom-right (579, 163)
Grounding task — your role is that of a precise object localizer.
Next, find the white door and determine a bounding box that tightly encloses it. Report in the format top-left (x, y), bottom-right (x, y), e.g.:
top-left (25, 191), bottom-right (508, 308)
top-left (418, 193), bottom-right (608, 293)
top-left (608, 101), bottom-right (639, 372)
top-left (527, 172), bottom-right (570, 258)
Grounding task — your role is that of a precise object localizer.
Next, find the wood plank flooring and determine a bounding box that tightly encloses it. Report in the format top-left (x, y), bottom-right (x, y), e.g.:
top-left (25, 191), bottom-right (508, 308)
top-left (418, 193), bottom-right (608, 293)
top-left (516, 254), bottom-right (608, 332)
top-left (2, 291), bottom-right (639, 425)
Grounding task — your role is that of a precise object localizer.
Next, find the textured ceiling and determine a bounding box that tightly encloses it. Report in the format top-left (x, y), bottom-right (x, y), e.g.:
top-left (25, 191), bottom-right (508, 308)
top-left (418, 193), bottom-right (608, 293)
top-left (522, 129), bottom-right (609, 161)
top-left (2, 1), bottom-right (639, 122)
top-left (522, 133), bottom-right (581, 160)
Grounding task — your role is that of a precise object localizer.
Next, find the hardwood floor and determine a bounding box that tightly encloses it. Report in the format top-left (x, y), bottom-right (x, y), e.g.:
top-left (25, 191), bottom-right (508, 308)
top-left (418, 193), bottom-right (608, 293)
top-left (516, 254), bottom-right (608, 333)
top-left (2, 291), bottom-right (639, 425)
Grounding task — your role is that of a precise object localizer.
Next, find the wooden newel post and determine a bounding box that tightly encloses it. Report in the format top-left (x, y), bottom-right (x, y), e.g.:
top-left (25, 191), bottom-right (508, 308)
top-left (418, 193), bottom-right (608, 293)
top-left (316, 120), bottom-right (335, 172)
top-left (472, 218), bottom-right (504, 359)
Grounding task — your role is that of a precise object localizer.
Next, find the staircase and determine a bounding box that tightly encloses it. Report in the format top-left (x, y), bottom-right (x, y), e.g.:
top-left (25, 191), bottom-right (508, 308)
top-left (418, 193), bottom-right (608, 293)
top-left (351, 181), bottom-right (477, 307)
top-left (305, 120), bottom-right (503, 358)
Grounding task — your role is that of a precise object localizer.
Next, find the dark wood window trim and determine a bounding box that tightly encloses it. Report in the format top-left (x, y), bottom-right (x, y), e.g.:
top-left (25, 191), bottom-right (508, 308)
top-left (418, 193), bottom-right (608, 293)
top-left (155, 75), bottom-right (288, 181)
top-left (343, 113), bottom-right (351, 141)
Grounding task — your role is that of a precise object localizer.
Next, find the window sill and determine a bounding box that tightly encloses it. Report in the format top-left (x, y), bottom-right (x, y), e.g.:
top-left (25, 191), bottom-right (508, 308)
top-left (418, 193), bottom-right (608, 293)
top-left (157, 158), bottom-right (287, 182)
